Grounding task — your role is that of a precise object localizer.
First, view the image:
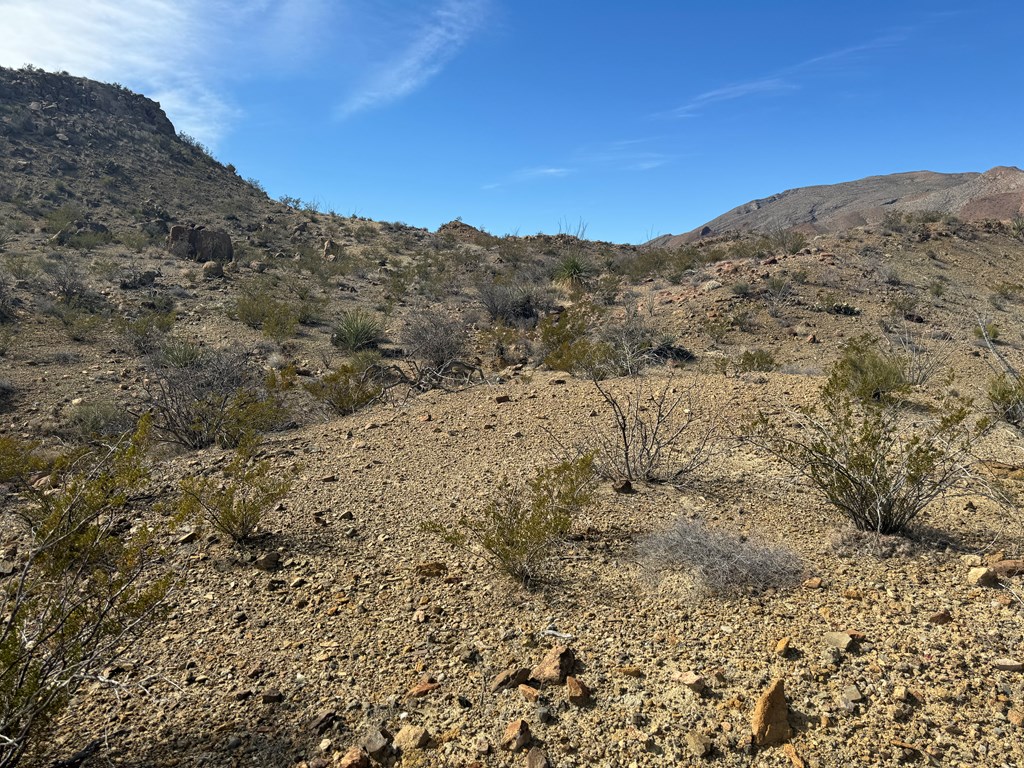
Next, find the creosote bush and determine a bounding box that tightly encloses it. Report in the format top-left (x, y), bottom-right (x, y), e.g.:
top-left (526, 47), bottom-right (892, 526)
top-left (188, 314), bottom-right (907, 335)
top-left (825, 334), bottom-right (911, 404)
top-left (428, 455), bottom-right (596, 585)
top-left (749, 385), bottom-right (980, 535)
top-left (178, 438), bottom-right (293, 544)
top-left (304, 360), bottom-right (384, 415)
top-left (988, 372), bottom-right (1024, 429)
top-left (142, 346), bottom-right (287, 449)
top-left (641, 516), bottom-right (803, 595)
top-left (0, 421), bottom-right (170, 767)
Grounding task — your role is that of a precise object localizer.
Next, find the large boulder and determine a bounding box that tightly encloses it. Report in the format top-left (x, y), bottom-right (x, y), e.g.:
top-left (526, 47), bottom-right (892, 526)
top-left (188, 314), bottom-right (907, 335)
top-left (167, 224), bottom-right (233, 263)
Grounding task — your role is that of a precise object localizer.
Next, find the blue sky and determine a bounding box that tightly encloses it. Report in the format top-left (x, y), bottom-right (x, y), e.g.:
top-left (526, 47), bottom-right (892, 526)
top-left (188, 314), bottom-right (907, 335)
top-left (1, 1), bottom-right (1021, 243)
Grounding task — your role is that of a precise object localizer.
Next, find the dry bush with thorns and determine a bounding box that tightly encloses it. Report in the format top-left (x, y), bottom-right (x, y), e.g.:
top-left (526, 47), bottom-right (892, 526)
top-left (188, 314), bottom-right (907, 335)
top-left (589, 374), bottom-right (721, 486)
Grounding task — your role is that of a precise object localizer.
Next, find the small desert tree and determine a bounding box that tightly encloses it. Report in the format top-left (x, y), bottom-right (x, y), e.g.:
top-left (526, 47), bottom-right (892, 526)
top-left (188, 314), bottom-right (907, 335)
top-left (0, 422), bottom-right (170, 767)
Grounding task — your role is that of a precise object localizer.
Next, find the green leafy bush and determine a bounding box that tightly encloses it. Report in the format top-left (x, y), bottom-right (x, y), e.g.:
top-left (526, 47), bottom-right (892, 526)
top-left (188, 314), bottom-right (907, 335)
top-left (735, 348), bottom-right (778, 373)
top-left (0, 423), bottom-right (170, 766)
top-left (429, 455), bottom-right (596, 585)
top-left (988, 372), bottom-right (1024, 429)
top-left (179, 439), bottom-right (292, 544)
top-left (304, 362), bottom-right (384, 415)
top-left (749, 387), bottom-right (978, 535)
top-left (824, 335), bottom-right (910, 404)
top-left (116, 310), bottom-right (175, 354)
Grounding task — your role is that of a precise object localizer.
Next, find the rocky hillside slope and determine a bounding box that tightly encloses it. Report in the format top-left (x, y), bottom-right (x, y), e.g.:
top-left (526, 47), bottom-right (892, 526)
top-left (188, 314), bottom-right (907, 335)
top-left (653, 166), bottom-right (1024, 247)
top-left (1, 68), bottom-right (1024, 768)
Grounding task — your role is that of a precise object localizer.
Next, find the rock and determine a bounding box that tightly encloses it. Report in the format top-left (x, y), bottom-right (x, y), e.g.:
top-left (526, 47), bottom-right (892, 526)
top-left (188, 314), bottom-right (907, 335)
top-left (167, 224), bottom-right (233, 262)
top-left (310, 709), bottom-right (336, 734)
top-left (406, 678), bottom-right (441, 698)
top-left (393, 725), bottom-right (430, 751)
top-left (336, 746), bottom-right (369, 768)
top-left (518, 684), bottom-right (541, 703)
top-left (991, 559), bottom-right (1024, 578)
top-left (991, 658), bottom-right (1024, 672)
top-left (803, 577), bottom-right (823, 589)
top-left (1008, 708), bottom-right (1024, 727)
top-left (176, 530), bottom-right (198, 545)
top-left (526, 746), bottom-right (551, 767)
top-left (824, 631), bottom-right (855, 652)
top-left (840, 684), bottom-right (864, 710)
top-left (254, 551), bottom-right (282, 571)
top-left (531, 645), bottom-right (574, 685)
top-left (751, 679), bottom-right (791, 747)
top-left (494, 394), bottom-right (511, 404)
top-left (490, 667), bottom-right (531, 692)
top-left (202, 260), bottom-right (223, 278)
top-left (782, 743), bottom-right (807, 768)
top-left (319, 738), bottom-right (332, 752)
top-left (261, 689), bottom-right (284, 704)
top-left (685, 731), bottom-right (712, 757)
top-left (414, 561), bottom-right (447, 578)
top-left (678, 670), bottom-right (706, 694)
top-left (565, 675), bottom-right (591, 705)
top-left (359, 728), bottom-right (390, 760)
top-left (612, 478), bottom-right (634, 494)
top-left (774, 637), bottom-right (792, 657)
top-left (928, 609), bottom-right (953, 625)
top-left (500, 719), bottom-right (531, 751)
top-left (967, 566), bottom-right (998, 587)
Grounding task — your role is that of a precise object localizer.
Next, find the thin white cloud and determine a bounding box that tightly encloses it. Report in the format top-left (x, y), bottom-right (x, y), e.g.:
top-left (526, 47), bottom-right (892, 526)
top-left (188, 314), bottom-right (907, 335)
top-left (482, 166), bottom-right (574, 190)
top-left (336, 0), bottom-right (488, 119)
top-left (0, 0), bottom-right (333, 147)
top-left (667, 78), bottom-right (796, 118)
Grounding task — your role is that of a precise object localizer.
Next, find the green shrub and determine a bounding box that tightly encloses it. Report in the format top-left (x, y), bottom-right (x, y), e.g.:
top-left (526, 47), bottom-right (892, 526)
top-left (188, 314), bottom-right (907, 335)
top-left (735, 348), bottom-right (778, 373)
top-left (0, 272), bottom-right (15, 323)
top-left (824, 335), bottom-right (910, 404)
top-left (0, 422), bottom-right (170, 766)
top-left (974, 321), bottom-right (1000, 343)
top-left (116, 310), bottom-right (175, 354)
top-left (765, 226), bottom-right (808, 255)
top-left (304, 362), bottom-right (384, 415)
top-left (429, 455), bottom-right (595, 585)
top-left (233, 284), bottom-right (300, 341)
top-left (988, 373), bottom-right (1024, 429)
top-left (535, 303), bottom-right (615, 377)
top-left (65, 400), bottom-right (136, 443)
top-left (179, 439), bottom-right (292, 544)
top-left (332, 308), bottom-right (386, 352)
top-left (143, 347), bottom-right (287, 449)
top-left (749, 384), bottom-right (978, 535)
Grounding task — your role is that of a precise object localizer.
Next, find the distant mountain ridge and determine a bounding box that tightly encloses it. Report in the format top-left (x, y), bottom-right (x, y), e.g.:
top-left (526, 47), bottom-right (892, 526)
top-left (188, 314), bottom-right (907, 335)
top-left (652, 166), bottom-right (1024, 248)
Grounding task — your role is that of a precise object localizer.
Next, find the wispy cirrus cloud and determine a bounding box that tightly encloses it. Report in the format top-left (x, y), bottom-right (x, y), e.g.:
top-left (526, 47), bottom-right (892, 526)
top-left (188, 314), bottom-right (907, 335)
top-left (663, 31), bottom-right (906, 120)
top-left (336, 0), bottom-right (488, 119)
top-left (482, 166), bottom-right (574, 190)
top-left (666, 78), bottom-right (797, 119)
top-left (0, 0), bottom-right (334, 147)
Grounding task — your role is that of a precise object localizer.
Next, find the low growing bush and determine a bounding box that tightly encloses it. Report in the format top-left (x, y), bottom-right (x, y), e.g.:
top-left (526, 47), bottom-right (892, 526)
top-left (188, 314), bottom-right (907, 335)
top-left (641, 516), bottom-right (803, 595)
top-left (304, 361), bottom-right (384, 415)
top-left (179, 438), bottom-right (293, 544)
top-left (428, 455), bottom-right (596, 585)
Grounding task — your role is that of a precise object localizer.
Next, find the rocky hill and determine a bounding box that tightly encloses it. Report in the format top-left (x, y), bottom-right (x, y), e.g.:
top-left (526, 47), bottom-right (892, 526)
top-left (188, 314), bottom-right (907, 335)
top-left (652, 166), bottom-right (1024, 247)
top-left (1, 68), bottom-right (1024, 768)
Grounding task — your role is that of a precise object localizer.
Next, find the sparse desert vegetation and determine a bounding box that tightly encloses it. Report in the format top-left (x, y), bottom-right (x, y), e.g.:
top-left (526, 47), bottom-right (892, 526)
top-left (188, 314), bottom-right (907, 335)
top-left (0, 65), bottom-right (1023, 768)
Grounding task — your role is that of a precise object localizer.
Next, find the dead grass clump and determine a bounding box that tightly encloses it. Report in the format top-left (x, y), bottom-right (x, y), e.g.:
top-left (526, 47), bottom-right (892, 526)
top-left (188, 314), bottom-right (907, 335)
top-left (641, 516), bottom-right (803, 596)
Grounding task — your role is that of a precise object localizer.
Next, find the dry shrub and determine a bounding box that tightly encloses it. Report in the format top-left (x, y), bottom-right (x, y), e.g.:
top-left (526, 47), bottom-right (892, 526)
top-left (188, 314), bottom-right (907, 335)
top-left (400, 309), bottom-right (469, 370)
top-left (641, 515), bottom-right (803, 596)
top-left (590, 375), bottom-right (720, 486)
